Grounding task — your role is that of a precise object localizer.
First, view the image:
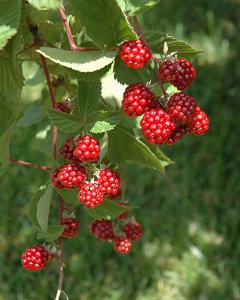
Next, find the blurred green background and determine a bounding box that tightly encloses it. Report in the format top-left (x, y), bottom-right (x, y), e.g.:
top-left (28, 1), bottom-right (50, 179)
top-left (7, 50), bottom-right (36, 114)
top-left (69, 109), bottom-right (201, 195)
top-left (1, 0), bottom-right (240, 299)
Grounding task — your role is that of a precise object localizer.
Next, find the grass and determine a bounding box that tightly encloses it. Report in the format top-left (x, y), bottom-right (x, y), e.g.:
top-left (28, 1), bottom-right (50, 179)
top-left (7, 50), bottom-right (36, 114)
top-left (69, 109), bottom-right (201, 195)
top-left (1, 1), bottom-right (240, 299)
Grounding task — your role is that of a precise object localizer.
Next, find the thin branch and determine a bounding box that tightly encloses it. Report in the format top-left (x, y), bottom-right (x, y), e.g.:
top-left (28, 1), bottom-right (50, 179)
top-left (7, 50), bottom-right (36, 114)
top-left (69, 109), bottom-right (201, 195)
top-left (133, 16), bottom-right (168, 101)
top-left (10, 159), bottom-right (51, 171)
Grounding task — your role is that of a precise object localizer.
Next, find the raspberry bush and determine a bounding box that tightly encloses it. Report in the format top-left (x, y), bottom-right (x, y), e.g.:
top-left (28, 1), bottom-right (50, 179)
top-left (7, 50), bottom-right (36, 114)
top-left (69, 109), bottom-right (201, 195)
top-left (1, 0), bottom-right (209, 298)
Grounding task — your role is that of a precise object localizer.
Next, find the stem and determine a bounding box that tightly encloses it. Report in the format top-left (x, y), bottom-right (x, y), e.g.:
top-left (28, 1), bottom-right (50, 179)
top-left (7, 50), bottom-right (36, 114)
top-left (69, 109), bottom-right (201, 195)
top-left (59, 5), bottom-right (100, 52)
top-left (133, 16), bottom-right (168, 101)
top-left (10, 159), bottom-right (51, 171)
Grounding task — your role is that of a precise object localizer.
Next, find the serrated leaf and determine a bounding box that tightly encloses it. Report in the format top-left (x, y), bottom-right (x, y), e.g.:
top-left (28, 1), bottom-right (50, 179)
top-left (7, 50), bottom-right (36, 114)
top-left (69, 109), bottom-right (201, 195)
top-left (28, 0), bottom-right (61, 10)
top-left (47, 109), bottom-right (83, 133)
top-left (0, 1), bottom-right (21, 50)
top-left (28, 183), bottom-right (52, 234)
top-left (70, 0), bottom-right (136, 49)
top-left (76, 81), bottom-right (101, 121)
top-left (86, 199), bottom-right (133, 220)
top-left (108, 126), bottom-right (172, 172)
top-left (44, 225), bottom-right (64, 242)
top-left (0, 124), bottom-right (15, 167)
top-left (37, 47), bottom-right (116, 73)
top-left (17, 104), bottom-right (45, 127)
top-left (119, 0), bottom-right (161, 16)
top-left (114, 56), bottom-right (156, 85)
top-left (57, 189), bottom-right (79, 205)
top-left (86, 111), bottom-right (122, 125)
top-left (90, 121), bottom-right (116, 133)
top-left (145, 32), bottom-right (202, 58)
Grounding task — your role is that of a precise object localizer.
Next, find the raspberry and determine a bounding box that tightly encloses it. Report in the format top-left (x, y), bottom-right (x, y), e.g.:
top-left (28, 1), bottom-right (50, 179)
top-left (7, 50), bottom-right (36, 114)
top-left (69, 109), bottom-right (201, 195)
top-left (60, 217), bottom-right (80, 238)
top-left (78, 182), bottom-right (104, 208)
top-left (91, 220), bottom-right (114, 240)
top-left (59, 139), bottom-right (75, 160)
top-left (114, 237), bottom-right (132, 254)
top-left (120, 39), bottom-right (152, 69)
top-left (116, 202), bottom-right (129, 220)
top-left (159, 58), bottom-right (196, 90)
top-left (140, 108), bottom-right (176, 144)
top-left (109, 189), bottom-right (122, 200)
top-left (56, 101), bottom-right (72, 113)
top-left (57, 163), bottom-right (86, 188)
top-left (51, 168), bottom-right (65, 189)
top-left (89, 219), bottom-right (99, 235)
top-left (123, 222), bottom-right (143, 241)
top-left (121, 83), bottom-right (156, 117)
top-left (73, 135), bottom-right (100, 162)
top-left (97, 168), bottom-right (120, 197)
top-left (187, 106), bottom-right (209, 135)
top-left (166, 126), bottom-right (187, 145)
top-left (167, 92), bottom-right (197, 124)
top-left (21, 245), bottom-right (49, 271)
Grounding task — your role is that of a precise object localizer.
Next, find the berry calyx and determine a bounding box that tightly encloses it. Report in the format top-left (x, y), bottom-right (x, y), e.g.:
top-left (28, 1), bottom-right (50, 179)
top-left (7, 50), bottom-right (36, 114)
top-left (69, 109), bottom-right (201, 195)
top-left (60, 217), bottom-right (80, 238)
top-left (140, 108), bottom-right (176, 144)
top-left (59, 139), bottom-right (75, 160)
top-left (120, 39), bottom-right (152, 69)
top-left (187, 106), bottom-right (209, 135)
top-left (97, 168), bottom-right (120, 197)
top-left (166, 126), bottom-right (187, 145)
top-left (57, 163), bottom-right (86, 188)
top-left (73, 135), bottom-right (100, 162)
top-left (167, 92), bottom-right (197, 124)
top-left (122, 83), bottom-right (156, 117)
top-left (159, 58), bottom-right (196, 90)
top-left (123, 222), bottom-right (143, 241)
top-left (21, 245), bottom-right (49, 271)
top-left (78, 182), bottom-right (104, 208)
top-left (114, 237), bottom-right (132, 254)
top-left (51, 169), bottom-right (65, 189)
top-left (90, 220), bottom-right (114, 240)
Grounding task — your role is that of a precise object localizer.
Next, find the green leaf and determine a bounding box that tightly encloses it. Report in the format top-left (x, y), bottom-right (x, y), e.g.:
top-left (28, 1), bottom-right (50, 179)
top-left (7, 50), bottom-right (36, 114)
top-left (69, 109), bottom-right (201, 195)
top-left (76, 81), bottom-right (101, 121)
top-left (17, 104), bottom-right (45, 127)
top-left (0, 124), bottom-right (15, 167)
top-left (90, 121), bottom-right (116, 134)
top-left (108, 126), bottom-right (172, 172)
top-left (86, 199), bottom-right (133, 220)
top-left (28, 0), bottom-right (61, 10)
top-left (28, 183), bottom-right (52, 234)
top-left (0, 0), bottom-right (21, 50)
top-left (57, 188), bottom-right (79, 205)
top-left (37, 47), bottom-right (116, 73)
top-left (44, 225), bottom-right (64, 242)
top-left (70, 0), bottom-right (136, 48)
top-left (86, 111), bottom-right (122, 126)
top-left (145, 32), bottom-right (202, 58)
top-left (118, 0), bottom-right (161, 16)
top-left (47, 109), bottom-right (83, 133)
top-left (114, 56), bottom-right (156, 85)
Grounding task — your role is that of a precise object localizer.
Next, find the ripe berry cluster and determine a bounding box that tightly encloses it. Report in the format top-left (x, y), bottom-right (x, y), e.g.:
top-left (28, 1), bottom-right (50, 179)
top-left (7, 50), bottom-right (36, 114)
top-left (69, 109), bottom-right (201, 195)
top-left (89, 206), bottom-right (143, 254)
top-left (120, 39), bottom-right (209, 145)
top-left (52, 135), bottom-right (121, 208)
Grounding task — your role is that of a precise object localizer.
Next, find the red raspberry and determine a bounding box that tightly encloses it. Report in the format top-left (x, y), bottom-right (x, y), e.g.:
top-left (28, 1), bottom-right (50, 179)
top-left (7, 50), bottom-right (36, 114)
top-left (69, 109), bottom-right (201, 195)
top-left (167, 92), bottom-right (197, 124)
top-left (89, 219), bottom-right (99, 235)
top-left (159, 58), bottom-right (196, 90)
top-left (51, 169), bottom-right (65, 189)
top-left (120, 39), bottom-right (152, 69)
top-left (91, 220), bottom-right (114, 240)
top-left (78, 182), bottom-right (104, 208)
top-left (97, 168), bottom-right (120, 197)
top-left (21, 245), bottom-right (49, 271)
top-left (121, 83), bottom-right (156, 117)
top-left (187, 106), bottom-right (209, 135)
top-left (116, 202), bottom-right (129, 220)
top-left (60, 217), bottom-right (80, 238)
top-left (109, 189), bottom-right (122, 200)
top-left (57, 163), bottom-right (86, 188)
top-left (140, 108), bottom-right (176, 144)
top-left (56, 101), bottom-right (72, 113)
top-left (114, 237), bottom-right (132, 254)
top-left (166, 126), bottom-right (187, 145)
top-left (59, 139), bottom-right (75, 160)
top-left (73, 135), bottom-right (100, 162)
top-left (123, 222), bottom-right (143, 241)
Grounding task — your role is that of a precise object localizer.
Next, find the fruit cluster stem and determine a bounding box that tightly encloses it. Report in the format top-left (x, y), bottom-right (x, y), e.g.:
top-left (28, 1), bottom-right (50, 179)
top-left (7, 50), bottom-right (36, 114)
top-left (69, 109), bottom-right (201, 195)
top-left (10, 159), bottom-right (51, 171)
